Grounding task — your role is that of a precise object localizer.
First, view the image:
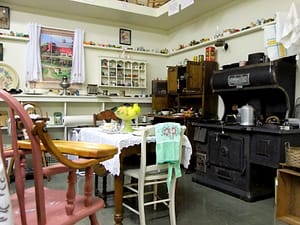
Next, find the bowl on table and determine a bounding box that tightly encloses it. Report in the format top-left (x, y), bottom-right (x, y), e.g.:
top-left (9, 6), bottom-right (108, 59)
top-left (161, 111), bottom-right (170, 116)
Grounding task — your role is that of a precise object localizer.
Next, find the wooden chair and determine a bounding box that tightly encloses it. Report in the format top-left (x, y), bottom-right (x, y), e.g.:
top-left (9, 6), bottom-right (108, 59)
top-left (6, 102), bottom-right (48, 181)
top-left (122, 122), bottom-right (186, 225)
top-left (0, 89), bottom-right (118, 225)
top-left (93, 109), bottom-right (120, 125)
top-left (93, 109), bottom-right (121, 202)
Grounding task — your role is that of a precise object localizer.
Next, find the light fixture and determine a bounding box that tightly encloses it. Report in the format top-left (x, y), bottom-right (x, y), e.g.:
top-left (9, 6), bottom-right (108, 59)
top-left (214, 39), bottom-right (228, 51)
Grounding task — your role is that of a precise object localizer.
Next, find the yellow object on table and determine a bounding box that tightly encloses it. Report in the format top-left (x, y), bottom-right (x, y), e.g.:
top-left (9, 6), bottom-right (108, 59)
top-left (115, 104), bottom-right (141, 133)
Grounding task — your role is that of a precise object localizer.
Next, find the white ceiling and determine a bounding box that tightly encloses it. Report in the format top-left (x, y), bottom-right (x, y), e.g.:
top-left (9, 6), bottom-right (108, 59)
top-left (2, 0), bottom-right (236, 32)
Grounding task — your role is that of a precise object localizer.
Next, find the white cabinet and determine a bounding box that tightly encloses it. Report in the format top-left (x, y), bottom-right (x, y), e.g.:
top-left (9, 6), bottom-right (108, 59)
top-left (100, 57), bottom-right (146, 89)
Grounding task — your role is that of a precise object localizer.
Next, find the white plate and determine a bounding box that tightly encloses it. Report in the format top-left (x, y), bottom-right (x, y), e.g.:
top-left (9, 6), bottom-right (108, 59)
top-left (24, 88), bottom-right (49, 95)
top-left (133, 126), bottom-right (148, 131)
top-left (0, 63), bottom-right (19, 89)
top-left (132, 131), bottom-right (143, 136)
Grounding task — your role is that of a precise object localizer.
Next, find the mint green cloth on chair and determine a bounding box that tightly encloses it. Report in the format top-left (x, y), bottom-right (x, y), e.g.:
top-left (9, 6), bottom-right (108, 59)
top-left (155, 122), bottom-right (182, 192)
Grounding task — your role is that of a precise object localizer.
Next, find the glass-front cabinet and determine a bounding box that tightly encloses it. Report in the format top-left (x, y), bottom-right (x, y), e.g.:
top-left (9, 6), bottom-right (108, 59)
top-left (99, 57), bottom-right (146, 89)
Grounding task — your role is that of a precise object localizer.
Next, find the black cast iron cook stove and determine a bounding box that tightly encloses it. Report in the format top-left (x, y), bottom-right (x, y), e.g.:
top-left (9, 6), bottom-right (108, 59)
top-left (192, 56), bottom-right (300, 202)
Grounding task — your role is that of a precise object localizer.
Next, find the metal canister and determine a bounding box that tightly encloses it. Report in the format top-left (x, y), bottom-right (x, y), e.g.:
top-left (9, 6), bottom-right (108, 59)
top-left (198, 55), bottom-right (204, 62)
top-left (205, 47), bottom-right (216, 62)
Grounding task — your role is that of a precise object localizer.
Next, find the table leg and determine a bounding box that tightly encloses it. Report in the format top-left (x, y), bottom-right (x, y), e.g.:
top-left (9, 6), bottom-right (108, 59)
top-left (114, 148), bottom-right (125, 225)
top-left (114, 145), bottom-right (140, 225)
top-left (114, 173), bottom-right (123, 225)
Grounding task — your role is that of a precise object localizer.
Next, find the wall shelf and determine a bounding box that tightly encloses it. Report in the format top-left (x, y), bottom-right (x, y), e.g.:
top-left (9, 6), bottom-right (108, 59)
top-left (0, 35), bottom-right (29, 42)
top-left (0, 21), bottom-right (274, 58)
top-left (168, 21), bottom-right (275, 56)
top-left (84, 44), bottom-right (167, 57)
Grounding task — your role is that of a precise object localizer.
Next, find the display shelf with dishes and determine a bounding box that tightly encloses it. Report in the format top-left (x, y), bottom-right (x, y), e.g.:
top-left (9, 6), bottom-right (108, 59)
top-left (99, 57), bottom-right (147, 89)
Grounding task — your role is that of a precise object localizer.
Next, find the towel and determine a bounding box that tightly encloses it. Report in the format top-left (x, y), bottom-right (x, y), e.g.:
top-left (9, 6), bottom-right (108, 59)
top-left (279, 2), bottom-right (300, 54)
top-left (155, 122), bottom-right (182, 192)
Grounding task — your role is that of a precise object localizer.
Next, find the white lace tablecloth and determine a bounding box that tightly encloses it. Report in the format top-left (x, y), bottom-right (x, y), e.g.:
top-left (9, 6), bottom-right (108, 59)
top-left (78, 127), bottom-right (192, 176)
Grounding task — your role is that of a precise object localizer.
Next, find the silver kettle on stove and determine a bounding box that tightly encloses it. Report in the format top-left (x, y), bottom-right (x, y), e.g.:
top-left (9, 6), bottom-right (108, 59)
top-left (238, 104), bottom-right (255, 126)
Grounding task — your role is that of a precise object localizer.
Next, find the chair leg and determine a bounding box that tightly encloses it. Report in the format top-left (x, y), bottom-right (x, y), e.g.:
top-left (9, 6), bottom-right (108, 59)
top-left (169, 178), bottom-right (177, 225)
top-left (102, 175), bottom-right (107, 202)
top-left (7, 158), bottom-right (14, 178)
top-left (89, 213), bottom-right (100, 225)
top-left (153, 183), bottom-right (157, 210)
top-left (94, 174), bottom-right (108, 203)
top-left (138, 183), bottom-right (146, 225)
top-left (94, 175), bottom-right (100, 197)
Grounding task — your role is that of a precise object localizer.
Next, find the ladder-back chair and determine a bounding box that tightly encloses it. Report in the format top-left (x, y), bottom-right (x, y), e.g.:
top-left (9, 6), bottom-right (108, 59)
top-left (93, 109), bottom-right (121, 202)
top-left (123, 122), bottom-right (186, 225)
top-left (0, 89), bottom-right (117, 225)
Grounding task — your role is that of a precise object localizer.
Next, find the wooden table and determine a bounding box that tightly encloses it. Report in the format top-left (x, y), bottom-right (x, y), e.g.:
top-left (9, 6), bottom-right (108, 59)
top-left (78, 127), bottom-right (192, 225)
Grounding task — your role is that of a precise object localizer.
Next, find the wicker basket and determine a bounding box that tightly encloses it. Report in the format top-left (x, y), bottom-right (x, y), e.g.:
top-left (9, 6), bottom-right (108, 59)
top-left (285, 142), bottom-right (300, 168)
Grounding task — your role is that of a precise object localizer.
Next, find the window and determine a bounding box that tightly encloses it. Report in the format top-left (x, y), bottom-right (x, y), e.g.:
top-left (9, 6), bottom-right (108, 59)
top-left (40, 27), bottom-right (74, 81)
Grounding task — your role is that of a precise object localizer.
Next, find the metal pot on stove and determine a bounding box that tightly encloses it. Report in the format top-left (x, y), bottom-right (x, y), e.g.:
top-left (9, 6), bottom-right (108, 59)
top-left (238, 104), bottom-right (255, 126)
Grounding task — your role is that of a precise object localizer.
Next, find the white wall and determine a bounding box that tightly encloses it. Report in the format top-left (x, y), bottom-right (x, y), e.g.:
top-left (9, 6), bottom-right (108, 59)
top-left (167, 0), bottom-right (300, 99)
top-left (0, 9), bottom-right (168, 96)
top-left (1, 0), bottom-right (299, 100)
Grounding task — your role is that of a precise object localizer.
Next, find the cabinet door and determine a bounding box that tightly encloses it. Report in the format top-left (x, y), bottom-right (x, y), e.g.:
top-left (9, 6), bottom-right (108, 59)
top-left (186, 61), bottom-right (202, 91)
top-left (138, 62), bottom-right (146, 88)
top-left (116, 60), bottom-right (125, 86)
top-left (108, 59), bottom-right (117, 86)
top-left (201, 61), bottom-right (218, 119)
top-left (100, 59), bottom-right (109, 86)
top-left (167, 66), bottom-right (178, 94)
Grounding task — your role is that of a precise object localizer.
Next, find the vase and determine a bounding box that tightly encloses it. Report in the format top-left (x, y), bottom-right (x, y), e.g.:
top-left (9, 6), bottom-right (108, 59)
top-left (60, 76), bottom-right (70, 95)
top-left (121, 119), bottom-right (134, 133)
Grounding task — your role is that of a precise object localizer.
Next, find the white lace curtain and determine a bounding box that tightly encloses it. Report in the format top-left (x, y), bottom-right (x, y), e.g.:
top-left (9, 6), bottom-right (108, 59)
top-left (26, 23), bottom-right (42, 82)
top-left (25, 25), bottom-right (85, 83)
top-left (71, 29), bottom-right (85, 84)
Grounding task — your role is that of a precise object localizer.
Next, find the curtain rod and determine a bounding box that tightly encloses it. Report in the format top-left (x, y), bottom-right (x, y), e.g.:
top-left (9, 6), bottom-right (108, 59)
top-left (41, 25), bottom-right (75, 32)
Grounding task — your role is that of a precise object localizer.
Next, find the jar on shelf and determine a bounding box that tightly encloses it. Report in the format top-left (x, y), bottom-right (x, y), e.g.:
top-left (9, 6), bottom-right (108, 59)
top-left (205, 46), bottom-right (216, 62)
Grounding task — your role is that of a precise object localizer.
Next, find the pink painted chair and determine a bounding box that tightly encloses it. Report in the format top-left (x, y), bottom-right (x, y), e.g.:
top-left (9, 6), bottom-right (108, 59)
top-left (0, 89), bottom-right (117, 225)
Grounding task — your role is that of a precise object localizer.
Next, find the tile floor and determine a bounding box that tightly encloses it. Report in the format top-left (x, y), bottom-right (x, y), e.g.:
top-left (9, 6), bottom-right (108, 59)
top-left (42, 171), bottom-right (287, 225)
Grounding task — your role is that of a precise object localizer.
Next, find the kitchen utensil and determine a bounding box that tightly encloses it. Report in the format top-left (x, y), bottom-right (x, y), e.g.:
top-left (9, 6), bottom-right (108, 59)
top-left (238, 104), bottom-right (255, 126)
top-left (247, 52), bottom-right (265, 65)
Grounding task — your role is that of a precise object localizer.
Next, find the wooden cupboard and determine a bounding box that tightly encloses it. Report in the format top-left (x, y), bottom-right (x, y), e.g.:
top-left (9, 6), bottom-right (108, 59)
top-left (166, 61), bottom-right (218, 119)
top-left (151, 80), bottom-right (168, 112)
